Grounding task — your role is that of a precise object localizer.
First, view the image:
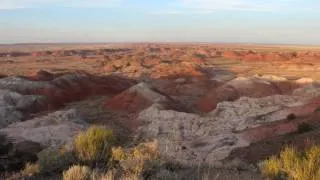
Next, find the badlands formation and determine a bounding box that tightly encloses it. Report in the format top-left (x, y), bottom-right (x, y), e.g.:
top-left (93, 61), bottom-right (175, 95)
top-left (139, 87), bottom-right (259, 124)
top-left (0, 43), bottom-right (320, 178)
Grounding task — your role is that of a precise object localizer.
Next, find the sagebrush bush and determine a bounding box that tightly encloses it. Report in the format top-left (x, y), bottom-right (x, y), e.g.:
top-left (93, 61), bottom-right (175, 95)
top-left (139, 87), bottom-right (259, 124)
top-left (111, 146), bottom-right (126, 161)
top-left (63, 165), bottom-right (92, 180)
top-left (37, 149), bottom-right (77, 174)
top-left (74, 126), bottom-right (115, 162)
top-left (21, 162), bottom-right (40, 176)
top-left (262, 145), bottom-right (320, 180)
top-left (111, 141), bottom-right (159, 179)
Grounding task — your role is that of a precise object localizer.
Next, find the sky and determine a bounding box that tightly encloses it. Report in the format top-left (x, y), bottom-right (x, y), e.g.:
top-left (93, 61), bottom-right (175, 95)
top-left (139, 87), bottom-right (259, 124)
top-left (0, 0), bottom-right (320, 44)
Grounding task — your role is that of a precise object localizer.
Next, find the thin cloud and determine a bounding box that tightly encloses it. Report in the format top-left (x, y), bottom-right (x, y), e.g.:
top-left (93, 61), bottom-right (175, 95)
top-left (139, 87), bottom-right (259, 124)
top-left (178, 0), bottom-right (306, 11)
top-left (151, 0), bottom-right (320, 15)
top-left (0, 0), bottom-right (121, 9)
top-left (152, 10), bottom-right (216, 15)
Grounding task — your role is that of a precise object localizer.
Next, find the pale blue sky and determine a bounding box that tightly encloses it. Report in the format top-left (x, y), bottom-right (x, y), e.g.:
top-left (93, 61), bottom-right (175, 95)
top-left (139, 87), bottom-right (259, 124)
top-left (0, 0), bottom-right (319, 44)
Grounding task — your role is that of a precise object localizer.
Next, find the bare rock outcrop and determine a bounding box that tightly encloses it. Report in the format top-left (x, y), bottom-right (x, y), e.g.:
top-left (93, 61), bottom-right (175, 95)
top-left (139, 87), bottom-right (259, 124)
top-left (197, 76), bottom-right (306, 112)
top-left (137, 85), bottom-right (320, 165)
top-left (0, 72), bottom-right (136, 101)
top-left (0, 89), bottom-right (47, 128)
top-left (105, 82), bottom-right (169, 113)
top-left (0, 109), bottom-right (88, 149)
top-left (0, 72), bottom-right (136, 125)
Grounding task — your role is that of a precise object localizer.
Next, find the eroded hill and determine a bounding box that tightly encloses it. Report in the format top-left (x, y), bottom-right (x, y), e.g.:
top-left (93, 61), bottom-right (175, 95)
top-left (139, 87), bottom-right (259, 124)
top-left (1, 43), bottom-right (320, 179)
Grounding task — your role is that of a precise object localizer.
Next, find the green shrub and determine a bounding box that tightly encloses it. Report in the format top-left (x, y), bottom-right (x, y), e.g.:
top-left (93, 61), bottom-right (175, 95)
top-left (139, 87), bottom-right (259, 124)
top-left (297, 123), bottom-right (312, 134)
top-left (193, 53), bottom-right (206, 59)
top-left (63, 165), bottom-right (92, 180)
top-left (74, 126), bottom-right (115, 162)
top-left (262, 145), bottom-right (320, 180)
top-left (37, 149), bottom-right (77, 174)
top-left (21, 162), bottom-right (40, 176)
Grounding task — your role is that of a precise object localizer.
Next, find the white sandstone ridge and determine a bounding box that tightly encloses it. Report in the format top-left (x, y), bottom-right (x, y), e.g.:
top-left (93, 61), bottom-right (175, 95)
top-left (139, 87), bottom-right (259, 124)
top-left (128, 82), bottom-right (168, 103)
top-left (229, 74), bottom-right (288, 86)
top-left (228, 75), bottom-right (319, 87)
top-left (252, 74), bottom-right (287, 82)
top-left (295, 77), bottom-right (315, 84)
top-left (0, 109), bottom-right (88, 149)
top-left (104, 82), bottom-right (186, 114)
top-left (137, 84), bottom-right (320, 165)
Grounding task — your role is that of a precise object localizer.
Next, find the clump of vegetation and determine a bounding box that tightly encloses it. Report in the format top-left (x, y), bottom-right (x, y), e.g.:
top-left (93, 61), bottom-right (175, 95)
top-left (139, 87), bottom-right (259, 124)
top-left (37, 149), bottom-right (77, 174)
top-left (314, 107), bottom-right (320, 113)
top-left (100, 169), bottom-right (117, 180)
top-left (63, 165), bottom-right (92, 180)
top-left (10, 127), bottom-right (162, 180)
top-left (193, 53), bottom-right (206, 59)
top-left (21, 162), bottom-right (40, 176)
top-left (297, 122), bottom-right (312, 134)
top-left (111, 141), bottom-right (159, 179)
top-left (287, 113), bottom-right (296, 121)
top-left (74, 126), bottom-right (115, 162)
top-left (262, 145), bottom-right (320, 180)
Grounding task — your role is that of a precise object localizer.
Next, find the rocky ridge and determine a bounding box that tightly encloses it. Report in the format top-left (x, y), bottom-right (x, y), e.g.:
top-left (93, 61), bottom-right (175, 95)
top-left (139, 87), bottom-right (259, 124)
top-left (135, 79), bottom-right (320, 166)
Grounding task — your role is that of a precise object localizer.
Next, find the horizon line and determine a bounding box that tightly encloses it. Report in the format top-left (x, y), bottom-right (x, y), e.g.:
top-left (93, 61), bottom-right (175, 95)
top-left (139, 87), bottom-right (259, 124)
top-left (1, 41), bottom-right (320, 47)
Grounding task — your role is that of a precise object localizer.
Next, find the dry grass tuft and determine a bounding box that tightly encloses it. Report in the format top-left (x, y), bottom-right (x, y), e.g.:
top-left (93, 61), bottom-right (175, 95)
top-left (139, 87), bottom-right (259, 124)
top-left (111, 141), bottom-right (159, 179)
top-left (75, 126), bottom-right (115, 162)
top-left (262, 145), bottom-right (320, 180)
top-left (63, 165), bottom-right (92, 180)
top-left (21, 162), bottom-right (40, 176)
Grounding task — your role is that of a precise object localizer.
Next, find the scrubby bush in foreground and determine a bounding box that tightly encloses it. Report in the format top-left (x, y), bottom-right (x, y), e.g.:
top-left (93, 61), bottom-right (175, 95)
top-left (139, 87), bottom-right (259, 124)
top-left (75, 126), bottom-right (115, 162)
top-left (37, 149), bottom-right (77, 174)
top-left (262, 145), bottom-right (320, 180)
top-left (21, 162), bottom-right (40, 176)
top-left (63, 165), bottom-right (92, 180)
top-left (111, 141), bottom-right (159, 179)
